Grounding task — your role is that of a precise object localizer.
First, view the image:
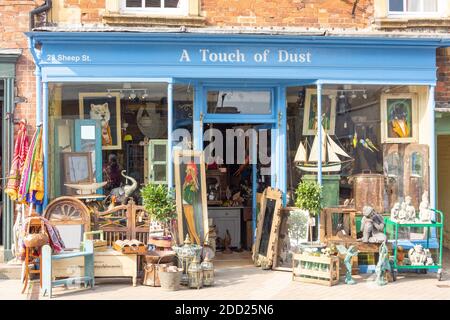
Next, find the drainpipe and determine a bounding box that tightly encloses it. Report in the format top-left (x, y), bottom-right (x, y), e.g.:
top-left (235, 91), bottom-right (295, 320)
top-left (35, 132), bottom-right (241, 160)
top-left (29, 0), bottom-right (52, 30)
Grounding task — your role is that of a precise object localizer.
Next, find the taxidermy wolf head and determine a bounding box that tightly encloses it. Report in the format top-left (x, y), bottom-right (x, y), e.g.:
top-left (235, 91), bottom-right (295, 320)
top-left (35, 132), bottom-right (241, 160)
top-left (90, 103), bottom-right (111, 123)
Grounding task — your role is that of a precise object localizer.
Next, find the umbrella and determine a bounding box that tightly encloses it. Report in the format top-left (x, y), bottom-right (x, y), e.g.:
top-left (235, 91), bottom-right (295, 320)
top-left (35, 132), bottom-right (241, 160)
top-left (4, 120), bottom-right (30, 201)
top-left (18, 125), bottom-right (44, 213)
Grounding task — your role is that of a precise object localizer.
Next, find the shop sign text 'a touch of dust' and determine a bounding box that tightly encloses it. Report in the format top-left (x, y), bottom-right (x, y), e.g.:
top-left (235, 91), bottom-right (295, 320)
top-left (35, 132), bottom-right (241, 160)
top-left (179, 49), bottom-right (312, 64)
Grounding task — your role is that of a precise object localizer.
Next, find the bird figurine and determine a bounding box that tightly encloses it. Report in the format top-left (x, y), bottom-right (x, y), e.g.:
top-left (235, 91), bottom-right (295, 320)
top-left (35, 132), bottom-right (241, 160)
top-left (365, 138), bottom-right (379, 152)
top-left (359, 138), bottom-right (374, 152)
top-left (352, 132), bottom-right (358, 149)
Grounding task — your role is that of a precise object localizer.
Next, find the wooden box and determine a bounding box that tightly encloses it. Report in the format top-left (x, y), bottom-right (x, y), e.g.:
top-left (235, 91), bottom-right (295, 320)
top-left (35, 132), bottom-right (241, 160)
top-left (319, 207), bottom-right (357, 244)
top-left (113, 240), bottom-right (147, 255)
top-left (292, 253), bottom-right (339, 286)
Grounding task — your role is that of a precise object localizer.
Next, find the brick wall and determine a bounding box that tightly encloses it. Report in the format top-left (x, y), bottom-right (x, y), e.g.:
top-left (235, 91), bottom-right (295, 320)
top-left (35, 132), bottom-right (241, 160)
top-left (202, 0), bottom-right (374, 28)
top-left (437, 48), bottom-right (450, 106)
top-left (0, 1), bottom-right (41, 129)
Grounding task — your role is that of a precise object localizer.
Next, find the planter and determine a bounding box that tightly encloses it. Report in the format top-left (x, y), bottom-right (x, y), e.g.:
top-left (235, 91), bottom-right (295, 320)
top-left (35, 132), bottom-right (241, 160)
top-left (159, 269), bottom-right (182, 291)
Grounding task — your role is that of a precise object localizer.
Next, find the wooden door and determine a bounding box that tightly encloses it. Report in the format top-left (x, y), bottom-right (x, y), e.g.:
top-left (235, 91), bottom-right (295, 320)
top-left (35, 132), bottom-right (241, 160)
top-left (437, 135), bottom-right (450, 249)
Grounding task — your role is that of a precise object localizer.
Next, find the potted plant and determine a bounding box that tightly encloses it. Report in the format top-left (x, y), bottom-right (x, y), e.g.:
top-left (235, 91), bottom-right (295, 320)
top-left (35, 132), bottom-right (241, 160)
top-left (141, 183), bottom-right (177, 239)
top-left (294, 180), bottom-right (323, 244)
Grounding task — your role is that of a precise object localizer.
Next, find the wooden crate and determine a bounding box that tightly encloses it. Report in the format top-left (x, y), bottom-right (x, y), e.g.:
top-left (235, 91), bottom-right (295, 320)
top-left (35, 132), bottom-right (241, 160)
top-left (292, 253), bottom-right (339, 286)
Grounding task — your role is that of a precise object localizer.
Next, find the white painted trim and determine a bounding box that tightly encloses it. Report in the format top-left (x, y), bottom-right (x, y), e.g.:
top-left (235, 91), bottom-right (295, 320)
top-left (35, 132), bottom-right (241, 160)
top-left (120, 0), bottom-right (188, 16)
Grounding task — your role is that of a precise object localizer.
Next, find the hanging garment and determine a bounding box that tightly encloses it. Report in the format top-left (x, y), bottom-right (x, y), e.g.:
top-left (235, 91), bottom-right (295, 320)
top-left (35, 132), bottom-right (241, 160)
top-left (5, 120), bottom-right (30, 201)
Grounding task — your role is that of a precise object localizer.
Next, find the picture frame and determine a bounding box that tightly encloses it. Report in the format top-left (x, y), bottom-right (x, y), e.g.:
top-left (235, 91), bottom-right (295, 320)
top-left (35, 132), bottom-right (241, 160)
top-left (272, 207), bottom-right (310, 272)
top-left (79, 92), bottom-right (122, 150)
top-left (61, 152), bottom-right (94, 195)
top-left (302, 88), bottom-right (337, 136)
top-left (174, 149), bottom-right (209, 246)
top-left (253, 187), bottom-right (283, 269)
top-left (381, 93), bottom-right (418, 143)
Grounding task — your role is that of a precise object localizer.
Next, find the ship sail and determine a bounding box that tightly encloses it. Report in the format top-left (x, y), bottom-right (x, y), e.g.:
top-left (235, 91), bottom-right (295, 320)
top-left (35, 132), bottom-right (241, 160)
top-left (308, 134), bottom-right (326, 163)
top-left (294, 141), bottom-right (307, 162)
top-left (327, 135), bottom-right (351, 158)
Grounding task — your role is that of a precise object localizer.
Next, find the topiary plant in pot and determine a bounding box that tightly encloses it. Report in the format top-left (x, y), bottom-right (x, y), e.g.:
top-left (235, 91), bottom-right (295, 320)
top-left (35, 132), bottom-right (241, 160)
top-left (295, 180), bottom-right (323, 243)
top-left (141, 183), bottom-right (177, 238)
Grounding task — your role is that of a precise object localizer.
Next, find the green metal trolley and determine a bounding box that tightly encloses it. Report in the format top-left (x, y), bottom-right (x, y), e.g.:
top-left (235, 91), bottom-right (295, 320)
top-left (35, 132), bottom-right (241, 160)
top-left (384, 209), bottom-right (444, 281)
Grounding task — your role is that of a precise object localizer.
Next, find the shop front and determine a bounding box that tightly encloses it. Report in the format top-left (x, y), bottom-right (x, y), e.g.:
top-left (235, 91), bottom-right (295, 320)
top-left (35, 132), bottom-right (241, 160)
top-left (23, 31), bottom-right (445, 263)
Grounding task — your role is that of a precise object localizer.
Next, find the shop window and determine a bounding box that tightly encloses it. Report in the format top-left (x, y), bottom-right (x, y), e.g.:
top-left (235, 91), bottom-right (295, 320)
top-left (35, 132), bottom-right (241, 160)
top-left (287, 85), bottom-right (430, 219)
top-left (388, 0), bottom-right (442, 16)
top-left (122, 0), bottom-right (188, 15)
top-left (206, 90), bottom-right (272, 115)
top-left (48, 82), bottom-right (171, 204)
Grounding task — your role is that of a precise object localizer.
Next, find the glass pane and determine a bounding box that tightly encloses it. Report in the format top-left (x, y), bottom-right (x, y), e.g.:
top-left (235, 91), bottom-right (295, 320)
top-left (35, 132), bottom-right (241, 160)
top-left (173, 84), bottom-right (193, 150)
top-left (164, 0), bottom-right (180, 8)
top-left (386, 98), bottom-right (413, 138)
top-left (407, 0), bottom-right (420, 11)
top-left (153, 144), bottom-right (167, 162)
top-left (423, 0), bottom-right (437, 11)
top-left (126, 0), bottom-right (142, 7)
top-left (207, 90), bottom-right (271, 114)
top-left (145, 0), bottom-right (161, 7)
top-left (411, 152), bottom-right (422, 177)
top-left (389, 0), bottom-right (403, 11)
top-left (153, 164), bottom-right (167, 181)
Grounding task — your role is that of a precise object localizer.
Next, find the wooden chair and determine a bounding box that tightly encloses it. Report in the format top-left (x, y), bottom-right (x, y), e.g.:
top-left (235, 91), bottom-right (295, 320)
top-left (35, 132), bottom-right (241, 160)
top-left (41, 197), bottom-right (95, 298)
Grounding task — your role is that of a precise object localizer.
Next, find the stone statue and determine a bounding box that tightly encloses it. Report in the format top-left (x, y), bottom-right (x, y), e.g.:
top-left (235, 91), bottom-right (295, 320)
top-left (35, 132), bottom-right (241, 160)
top-left (390, 202), bottom-right (401, 222)
top-left (358, 206), bottom-right (387, 243)
top-left (375, 241), bottom-right (391, 286)
top-left (398, 202), bottom-right (407, 221)
top-left (419, 192), bottom-right (433, 223)
top-left (408, 244), bottom-right (433, 266)
top-left (404, 196), bottom-right (416, 221)
top-left (344, 245), bottom-right (359, 285)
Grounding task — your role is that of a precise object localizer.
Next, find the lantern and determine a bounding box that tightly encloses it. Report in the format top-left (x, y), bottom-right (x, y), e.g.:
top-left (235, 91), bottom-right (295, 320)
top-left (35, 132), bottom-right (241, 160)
top-left (172, 234), bottom-right (202, 285)
top-left (201, 256), bottom-right (214, 286)
top-left (188, 256), bottom-right (203, 289)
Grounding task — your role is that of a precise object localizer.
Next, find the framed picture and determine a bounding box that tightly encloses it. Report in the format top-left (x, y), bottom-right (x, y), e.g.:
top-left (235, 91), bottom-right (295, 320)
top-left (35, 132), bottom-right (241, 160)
top-left (174, 149), bottom-right (209, 246)
top-left (381, 93), bottom-right (418, 143)
top-left (302, 89), bottom-right (337, 136)
top-left (79, 92), bottom-right (122, 150)
top-left (253, 187), bottom-right (283, 269)
top-left (61, 152), bottom-right (94, 195)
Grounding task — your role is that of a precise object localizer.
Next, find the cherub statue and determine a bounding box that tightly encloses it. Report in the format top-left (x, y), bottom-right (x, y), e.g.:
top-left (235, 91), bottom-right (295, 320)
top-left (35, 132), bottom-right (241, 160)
top-left (419, 192), bottom-right (432, 223)
top-left (375, 241), bottom-right (391, 286)
top-left (336, 244), bottom-right (358, 285)
top-left (408, 244), bottom-right (433, 266)
top-left (358, 206), bottom-right (387, 243)
top-left (398, 201), bottom-right (407, 222)
top-left (390, 202), bottom-right (401, 222)
top-left (404, 196), bottom-right (416, 222)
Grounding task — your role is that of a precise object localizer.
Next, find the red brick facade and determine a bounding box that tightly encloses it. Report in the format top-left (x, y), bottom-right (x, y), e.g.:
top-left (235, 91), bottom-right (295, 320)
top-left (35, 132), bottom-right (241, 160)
top-left (437, 48), bottom-right (450, 106)
top-left (202, 0), bottom-right (374, 28)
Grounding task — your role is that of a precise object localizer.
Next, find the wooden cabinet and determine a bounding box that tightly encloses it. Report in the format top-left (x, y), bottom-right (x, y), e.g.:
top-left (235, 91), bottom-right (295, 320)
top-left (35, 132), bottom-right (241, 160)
top-left (208, 207), bottom-right (241, 248)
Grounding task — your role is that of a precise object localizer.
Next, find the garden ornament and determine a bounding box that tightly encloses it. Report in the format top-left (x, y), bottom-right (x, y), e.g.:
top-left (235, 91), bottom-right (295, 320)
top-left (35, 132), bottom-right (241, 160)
top-left (375, 241), bottom-right (391, 286)
top-left (419, 192), bottom-right (432, 223)
top-left (358, 206), bottom-right (386, 243)
top-left (110, 170), bottom-right (138, 204)
top-left (344, 245), bottom-right (358, 285)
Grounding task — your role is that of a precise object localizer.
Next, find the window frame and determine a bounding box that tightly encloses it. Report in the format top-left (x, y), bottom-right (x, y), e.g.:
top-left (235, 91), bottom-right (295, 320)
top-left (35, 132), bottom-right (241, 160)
top-left (121, 0), bottom-right (189, 16)
top-left (387, 0), bottom-right (445, 18)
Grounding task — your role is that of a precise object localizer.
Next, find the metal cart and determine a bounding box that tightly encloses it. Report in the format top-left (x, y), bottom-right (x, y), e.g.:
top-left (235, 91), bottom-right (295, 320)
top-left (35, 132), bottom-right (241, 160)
top-left (384, 209), bottom-right (444, 281)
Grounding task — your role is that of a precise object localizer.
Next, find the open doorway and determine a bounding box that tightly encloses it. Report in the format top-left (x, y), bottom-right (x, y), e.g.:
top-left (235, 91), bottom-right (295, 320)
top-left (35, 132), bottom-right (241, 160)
top-left (203, 122), bottom-right (272, 262)
top-left (1, 79), bottom-right (4, 246)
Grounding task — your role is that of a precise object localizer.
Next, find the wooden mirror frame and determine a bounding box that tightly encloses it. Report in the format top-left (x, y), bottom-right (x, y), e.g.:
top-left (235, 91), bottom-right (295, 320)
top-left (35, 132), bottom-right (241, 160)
top-left (253, 187), bottom-right (283, 269)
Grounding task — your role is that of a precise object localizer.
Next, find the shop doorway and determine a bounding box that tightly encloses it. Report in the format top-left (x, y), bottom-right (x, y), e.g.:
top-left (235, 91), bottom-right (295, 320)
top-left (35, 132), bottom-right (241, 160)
top-left (0, 80), bottom-right (4, 246)
top-left (437, 135), bottom-right (450, 249)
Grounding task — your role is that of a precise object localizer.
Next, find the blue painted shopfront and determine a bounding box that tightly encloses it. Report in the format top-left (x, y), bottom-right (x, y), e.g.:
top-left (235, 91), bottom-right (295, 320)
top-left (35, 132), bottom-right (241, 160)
top-left (26, 32), bottom-right (447, 249)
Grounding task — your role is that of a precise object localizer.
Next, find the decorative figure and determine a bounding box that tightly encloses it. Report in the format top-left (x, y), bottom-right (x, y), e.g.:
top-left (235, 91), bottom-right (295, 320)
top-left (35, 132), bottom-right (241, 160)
top-left (390, 202), bottom-right (401, 222)
top-left (358, 206), bottom-right (387, 243)
top-left (90, 103), bottom-right (112, 146)
top-left (344, 245), bottom-right (358, 285)
top-left (408, 244), bottom-right (433, 266)
top-left (223, 229), bottom-right (232, 254)
top-left (404, 196), bottom-right (416, 221)
top-left (419, 191), bottom-right (433, 223)
top-left (109, 170), bottom-right (138, 204)
top-left (182, 162), bottom-right (201, 245)
top-left (375, 241), bottom-right (391, 286)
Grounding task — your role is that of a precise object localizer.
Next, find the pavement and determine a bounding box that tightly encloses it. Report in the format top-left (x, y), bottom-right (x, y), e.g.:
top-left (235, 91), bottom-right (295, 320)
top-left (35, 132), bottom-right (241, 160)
top-left (1, 250), bottom-right (450, 300)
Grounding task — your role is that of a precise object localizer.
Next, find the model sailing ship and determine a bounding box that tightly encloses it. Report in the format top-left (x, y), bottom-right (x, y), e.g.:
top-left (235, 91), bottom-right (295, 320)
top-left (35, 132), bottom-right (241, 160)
top-left (294, 126), bottom-right (352, 173)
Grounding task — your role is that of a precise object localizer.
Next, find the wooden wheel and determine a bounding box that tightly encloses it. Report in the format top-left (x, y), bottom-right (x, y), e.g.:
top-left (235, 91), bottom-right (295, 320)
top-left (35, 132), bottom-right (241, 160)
top-left (44, 196), bottom-right (91, 232)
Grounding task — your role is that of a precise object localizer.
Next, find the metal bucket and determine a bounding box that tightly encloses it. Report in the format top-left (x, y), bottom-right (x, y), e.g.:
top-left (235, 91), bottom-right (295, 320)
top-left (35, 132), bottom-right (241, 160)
top-left (159, 270), bottom-right (182, 291)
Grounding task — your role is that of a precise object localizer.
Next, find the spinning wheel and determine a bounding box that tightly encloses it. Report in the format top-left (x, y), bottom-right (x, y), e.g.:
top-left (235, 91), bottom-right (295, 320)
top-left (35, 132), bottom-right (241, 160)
top-left (44, 196), bottom-right (91, 234)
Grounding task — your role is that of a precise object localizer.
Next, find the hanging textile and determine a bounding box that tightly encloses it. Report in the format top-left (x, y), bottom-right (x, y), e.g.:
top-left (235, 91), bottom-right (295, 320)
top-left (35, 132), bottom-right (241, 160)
top-left (5, 120), bottom-right (30, 200)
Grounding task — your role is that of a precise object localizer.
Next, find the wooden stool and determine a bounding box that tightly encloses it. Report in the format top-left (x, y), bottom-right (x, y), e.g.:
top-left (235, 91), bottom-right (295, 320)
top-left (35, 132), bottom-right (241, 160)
top-left (21, 216), bottom-right (44, 294)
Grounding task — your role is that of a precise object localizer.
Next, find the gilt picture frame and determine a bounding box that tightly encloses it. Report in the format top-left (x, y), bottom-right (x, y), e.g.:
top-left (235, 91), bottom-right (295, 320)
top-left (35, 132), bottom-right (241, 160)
top-left (302, 88), bottom-right (337, 136)
top-left (79, 92), bottom-right (122, 150)
top-left (381, 93), bottom-right (418, 144)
